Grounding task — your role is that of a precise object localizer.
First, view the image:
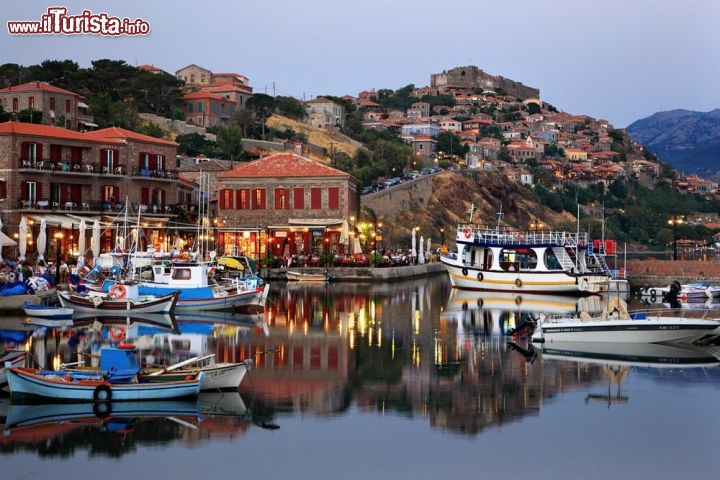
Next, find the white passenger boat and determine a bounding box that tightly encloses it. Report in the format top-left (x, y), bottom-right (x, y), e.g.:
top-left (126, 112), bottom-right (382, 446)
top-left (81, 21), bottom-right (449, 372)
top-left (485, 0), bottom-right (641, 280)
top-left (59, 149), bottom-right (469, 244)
top-left (440, 217), bottom-right (628, 297)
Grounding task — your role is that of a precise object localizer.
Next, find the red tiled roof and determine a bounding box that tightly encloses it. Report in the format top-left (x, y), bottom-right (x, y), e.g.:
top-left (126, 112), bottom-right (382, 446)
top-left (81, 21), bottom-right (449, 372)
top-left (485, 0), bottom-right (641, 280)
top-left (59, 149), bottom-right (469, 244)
top-left (0, 81), bottom-right (76, 96)
top-left (87, 126), bottom-right (178, 147)
top-left (0, 121), bottom-right (123, 144)
top-left (219, 153), bottom-right (349, 179)
top-left (183, 90), bottom-right (226, 101)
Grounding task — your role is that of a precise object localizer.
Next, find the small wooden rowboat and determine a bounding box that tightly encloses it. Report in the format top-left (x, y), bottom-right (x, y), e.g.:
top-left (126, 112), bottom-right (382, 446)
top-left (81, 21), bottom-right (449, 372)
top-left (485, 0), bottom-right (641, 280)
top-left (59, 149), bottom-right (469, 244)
top-left (22, 301), bottom-right (74, 319)
top-left (7, 345), bottom-right (202, 402)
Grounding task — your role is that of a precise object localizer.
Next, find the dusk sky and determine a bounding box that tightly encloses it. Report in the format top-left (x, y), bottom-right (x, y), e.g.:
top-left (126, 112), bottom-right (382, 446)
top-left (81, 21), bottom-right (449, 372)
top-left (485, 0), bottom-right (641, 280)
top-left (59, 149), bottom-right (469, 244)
top-left (3, 0), bottom-right (719, 127)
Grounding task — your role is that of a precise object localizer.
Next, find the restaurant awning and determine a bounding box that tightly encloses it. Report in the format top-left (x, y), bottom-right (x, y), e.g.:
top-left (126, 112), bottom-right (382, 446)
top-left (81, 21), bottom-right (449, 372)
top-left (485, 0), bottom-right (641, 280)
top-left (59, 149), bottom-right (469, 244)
top-left (30, 214), bottom-right (83, 229)
top-left (0, 231), bottom-right (17, 247)
top-left (30, 214), bottom-right (170, 230)
top-left (287, 218), bottom-right (344, 226)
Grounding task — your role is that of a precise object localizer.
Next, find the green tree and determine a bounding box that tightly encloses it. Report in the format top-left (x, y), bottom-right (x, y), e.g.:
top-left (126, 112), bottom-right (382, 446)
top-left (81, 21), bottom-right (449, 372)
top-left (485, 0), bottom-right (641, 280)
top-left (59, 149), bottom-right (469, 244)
top-left (176, 132), bottom-right (217, 157)
top-left (216, 124), bottom-right (245, 161)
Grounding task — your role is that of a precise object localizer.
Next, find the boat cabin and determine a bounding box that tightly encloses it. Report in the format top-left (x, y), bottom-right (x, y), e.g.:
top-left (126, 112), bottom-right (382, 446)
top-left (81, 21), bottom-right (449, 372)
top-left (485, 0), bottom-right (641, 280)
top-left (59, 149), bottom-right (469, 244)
top-left (147, 262), bottom-right (210, 288)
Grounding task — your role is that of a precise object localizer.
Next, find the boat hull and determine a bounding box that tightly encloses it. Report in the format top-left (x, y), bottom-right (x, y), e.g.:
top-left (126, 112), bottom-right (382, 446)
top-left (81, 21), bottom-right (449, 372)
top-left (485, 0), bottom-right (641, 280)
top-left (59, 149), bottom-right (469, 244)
top-left (0, 350), bottom-right (27, 388)
top-left (58, 291), bottom-right (179, 314)
top-left (442, 260), bottom-right (624, 296)
top-left (7, 367), bottom-right (202, 402)
top-left (286, 270), bottom-right (328, 282)
top-left (533, 317), bottom-right (720, 344)
top-left (134, 284), bottom-right (267, 312)
top-left (21, 302), bottom-right (73, 319)
top-left (145, 361), bottom-right (251, 391)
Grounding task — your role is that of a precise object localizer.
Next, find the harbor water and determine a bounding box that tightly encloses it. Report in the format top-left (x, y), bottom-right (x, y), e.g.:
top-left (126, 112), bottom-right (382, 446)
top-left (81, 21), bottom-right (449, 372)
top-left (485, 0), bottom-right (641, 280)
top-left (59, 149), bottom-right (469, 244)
top-left (2, 276), bottom-right (720, 480)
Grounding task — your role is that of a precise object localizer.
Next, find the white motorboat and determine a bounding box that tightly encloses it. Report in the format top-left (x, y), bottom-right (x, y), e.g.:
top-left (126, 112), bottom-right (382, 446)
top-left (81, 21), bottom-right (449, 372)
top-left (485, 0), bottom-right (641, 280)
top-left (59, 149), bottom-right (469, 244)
top-left (531, 298), bottom-right (720, 344)
top-left (638, 281), bottom-right (720, 301)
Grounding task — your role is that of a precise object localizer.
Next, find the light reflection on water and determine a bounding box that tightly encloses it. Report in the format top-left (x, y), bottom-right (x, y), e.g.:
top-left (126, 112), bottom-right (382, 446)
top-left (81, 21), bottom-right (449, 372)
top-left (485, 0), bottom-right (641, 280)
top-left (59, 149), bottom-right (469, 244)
top-left (2, 276), bottom-right (720, 480)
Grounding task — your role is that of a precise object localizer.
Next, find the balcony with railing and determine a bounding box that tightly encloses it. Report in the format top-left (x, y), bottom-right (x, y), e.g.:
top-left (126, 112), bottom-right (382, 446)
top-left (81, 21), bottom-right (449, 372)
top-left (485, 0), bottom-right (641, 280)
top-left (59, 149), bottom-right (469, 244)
top-left (19, 158), bottom-right (178, 179)
top-left (16, 198), bottom-right (186, 216)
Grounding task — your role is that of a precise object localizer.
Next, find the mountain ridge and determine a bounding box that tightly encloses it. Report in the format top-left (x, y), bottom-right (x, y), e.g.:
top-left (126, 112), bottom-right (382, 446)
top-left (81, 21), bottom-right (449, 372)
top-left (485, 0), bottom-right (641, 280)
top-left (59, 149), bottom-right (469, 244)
top-left (626, 108), bottom-right (720, 178)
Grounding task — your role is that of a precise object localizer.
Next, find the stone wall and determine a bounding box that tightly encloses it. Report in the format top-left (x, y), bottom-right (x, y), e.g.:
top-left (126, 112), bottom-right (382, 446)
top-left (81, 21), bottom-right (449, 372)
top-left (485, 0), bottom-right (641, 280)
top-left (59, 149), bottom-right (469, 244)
top-left (139, 113), bottom-right (214, 139)
top-left (625, 259), bottom-right (720, 287)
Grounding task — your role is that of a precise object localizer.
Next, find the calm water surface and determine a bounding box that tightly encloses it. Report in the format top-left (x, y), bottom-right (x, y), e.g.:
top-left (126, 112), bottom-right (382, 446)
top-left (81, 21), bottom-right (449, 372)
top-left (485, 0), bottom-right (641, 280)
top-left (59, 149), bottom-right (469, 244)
top-left (2, 276), bottom-right (720, 480)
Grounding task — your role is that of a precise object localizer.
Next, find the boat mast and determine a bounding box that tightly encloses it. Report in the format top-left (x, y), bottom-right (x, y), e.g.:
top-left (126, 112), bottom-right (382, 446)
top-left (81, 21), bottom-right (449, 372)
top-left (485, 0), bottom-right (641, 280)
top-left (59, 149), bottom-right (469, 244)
top-left (496, 202), bottom-right (503, 230)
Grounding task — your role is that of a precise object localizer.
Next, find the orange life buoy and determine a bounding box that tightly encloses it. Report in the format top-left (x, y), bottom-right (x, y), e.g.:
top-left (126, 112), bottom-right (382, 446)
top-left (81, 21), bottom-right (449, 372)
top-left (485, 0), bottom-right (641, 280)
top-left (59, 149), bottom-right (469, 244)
top-left (110, 284), bottom-right (127, 299)
top-left (463, 227), bottom-right (472, 239)
top-left (109, 327), bottom-right (126, 343)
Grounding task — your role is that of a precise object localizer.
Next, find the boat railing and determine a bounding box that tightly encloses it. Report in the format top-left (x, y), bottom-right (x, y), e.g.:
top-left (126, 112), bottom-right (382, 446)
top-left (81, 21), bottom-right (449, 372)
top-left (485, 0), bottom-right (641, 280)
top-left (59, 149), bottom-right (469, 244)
top-left (540, 307), bottom-right (719, 324)
top-left (457, 224), bottom-right (589, 246)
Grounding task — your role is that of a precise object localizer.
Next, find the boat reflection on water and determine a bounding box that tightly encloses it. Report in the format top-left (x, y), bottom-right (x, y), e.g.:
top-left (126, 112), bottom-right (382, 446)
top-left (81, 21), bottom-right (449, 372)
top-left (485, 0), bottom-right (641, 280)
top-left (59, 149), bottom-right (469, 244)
top-left (441, 288), bottom-right (612, 337)
top-left (531, 341), bottom-right (720, 406)
top-left (0, 392), bottom-right (256, 453)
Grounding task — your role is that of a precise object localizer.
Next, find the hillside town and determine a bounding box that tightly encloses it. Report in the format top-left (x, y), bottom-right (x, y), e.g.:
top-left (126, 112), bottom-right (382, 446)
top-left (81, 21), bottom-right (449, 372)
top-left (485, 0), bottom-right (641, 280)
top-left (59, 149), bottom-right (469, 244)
top-left (0, 63), bottom-right (717, 268)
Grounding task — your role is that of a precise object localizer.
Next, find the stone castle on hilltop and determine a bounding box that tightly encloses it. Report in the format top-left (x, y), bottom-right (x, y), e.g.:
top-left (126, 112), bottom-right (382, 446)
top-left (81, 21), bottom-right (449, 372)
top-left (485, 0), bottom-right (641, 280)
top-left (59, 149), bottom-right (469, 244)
top-left (430, 65), bottom-right (540, 99)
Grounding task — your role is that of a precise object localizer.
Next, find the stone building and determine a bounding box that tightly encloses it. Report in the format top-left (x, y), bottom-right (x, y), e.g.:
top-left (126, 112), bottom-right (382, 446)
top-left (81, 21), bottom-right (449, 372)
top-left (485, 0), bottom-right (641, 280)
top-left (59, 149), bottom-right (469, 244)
top-left (305, 97), bottom-right (346, 129)
top-left (216, 152), bottom-right (358, 259)
top-left (0, 121), bottom-right (187, 257)
top-left (175, 64), bottom-right (213, 87)
top-left (0, 81), bottom-right (95, 131)
top-left (430, 66), bottom-right (540, 99)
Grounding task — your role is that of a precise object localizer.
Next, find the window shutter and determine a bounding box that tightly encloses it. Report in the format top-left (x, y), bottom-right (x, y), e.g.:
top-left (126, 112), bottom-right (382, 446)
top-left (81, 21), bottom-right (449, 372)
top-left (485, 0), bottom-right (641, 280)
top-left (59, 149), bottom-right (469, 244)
top-left (141, 187), bottom-right (149, 204)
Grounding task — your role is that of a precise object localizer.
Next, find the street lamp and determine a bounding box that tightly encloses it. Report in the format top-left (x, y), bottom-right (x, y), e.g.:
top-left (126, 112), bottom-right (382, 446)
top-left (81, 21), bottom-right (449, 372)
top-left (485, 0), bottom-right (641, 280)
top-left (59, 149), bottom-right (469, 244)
top-left (440, 228), bottom-right (445, 247)
top-left (668, 216), bottom-right (684, 261)
top-left (530, 220), bottom-right (543, 234)
top-left (54, 232), bottom-right (64, 284)
top-left (376, 222), bottom-right (383, 252)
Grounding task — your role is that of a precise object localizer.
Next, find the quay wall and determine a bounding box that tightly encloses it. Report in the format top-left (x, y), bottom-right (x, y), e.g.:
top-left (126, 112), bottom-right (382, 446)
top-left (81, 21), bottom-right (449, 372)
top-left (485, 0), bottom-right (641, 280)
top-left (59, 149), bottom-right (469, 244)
top-left (267, 262), bottom-right (446, 282)
top-left (625, 260), bottom-right (720, 288)
top-left (269, 260), bottom-right (720, 289)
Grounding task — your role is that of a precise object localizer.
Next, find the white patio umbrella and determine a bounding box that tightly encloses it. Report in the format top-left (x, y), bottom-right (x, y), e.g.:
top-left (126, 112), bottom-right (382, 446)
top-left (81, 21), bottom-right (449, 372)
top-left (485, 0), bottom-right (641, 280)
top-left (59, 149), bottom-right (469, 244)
top-left (339, 220), bottom-right (350, 250)
top-left (36, 218), bottom-right (47, 263)
top-left (91, 219), bottom-right (101, 264)
top-left (18, 215), bottom-right (28, 261)
top-left (352, 237), bottom-right (362, 255)
top-left (77, 219), bottom-right (87, 268)
top-left (411, 228), bottom-right (417, 259)
top-left (426, 237), bottom-right (432, 256)
top-left (418, 235), bottom-right (425, 264)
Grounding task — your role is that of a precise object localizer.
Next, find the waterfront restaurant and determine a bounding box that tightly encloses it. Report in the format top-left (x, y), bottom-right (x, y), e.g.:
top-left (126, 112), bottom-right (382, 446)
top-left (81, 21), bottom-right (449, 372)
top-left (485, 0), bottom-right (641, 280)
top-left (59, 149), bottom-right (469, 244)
top-left (215, 152), bottom-right (358, 263)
